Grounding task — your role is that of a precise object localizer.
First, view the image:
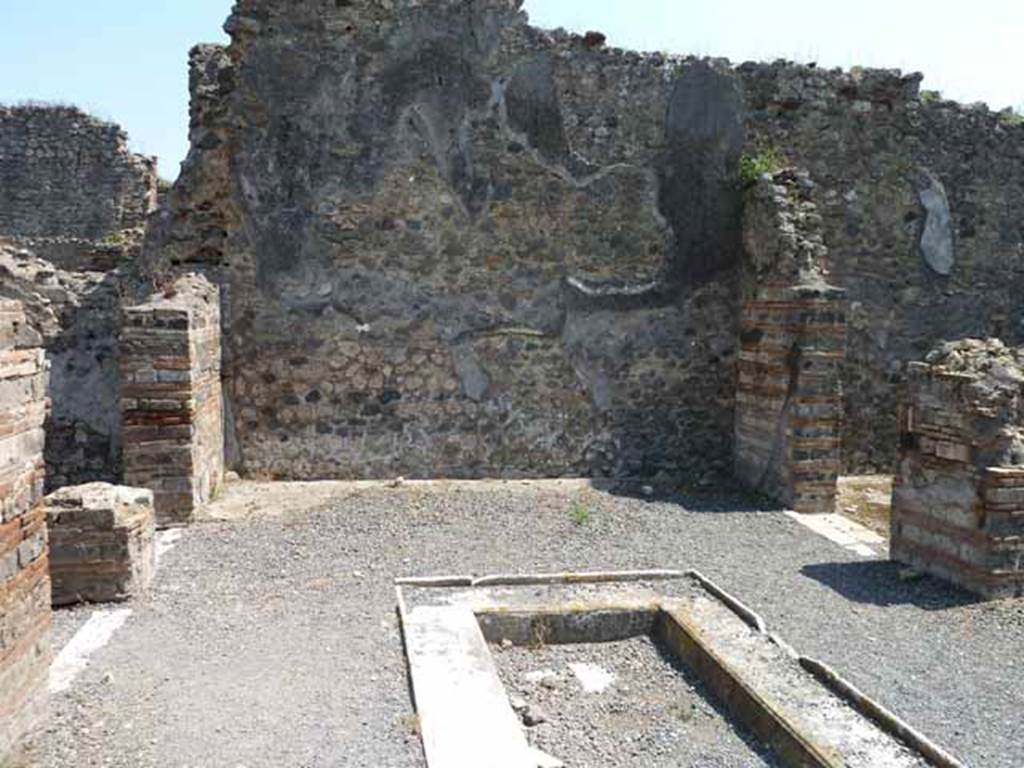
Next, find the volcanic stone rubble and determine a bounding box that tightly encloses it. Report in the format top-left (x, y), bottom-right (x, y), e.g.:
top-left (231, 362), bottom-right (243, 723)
top-left (0, 299), bottom-right (51, 764)
top-left (145, 0), bottom-right (1024, 482)
top-left (44, 482), bottom-right (156, 606)
top-left (0, 105), bottom-right (158, 490)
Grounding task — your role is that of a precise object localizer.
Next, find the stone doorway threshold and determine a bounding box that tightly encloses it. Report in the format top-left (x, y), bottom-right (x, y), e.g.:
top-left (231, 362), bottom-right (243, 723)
top-left (396, 571), bottom-right (964, 768)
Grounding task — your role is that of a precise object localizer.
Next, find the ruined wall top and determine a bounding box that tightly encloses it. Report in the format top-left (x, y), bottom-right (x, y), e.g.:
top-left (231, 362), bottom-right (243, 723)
top-left (0, 105), bottom-right (159, 240)
top-left (913, 338), bottom-right (1024, 467)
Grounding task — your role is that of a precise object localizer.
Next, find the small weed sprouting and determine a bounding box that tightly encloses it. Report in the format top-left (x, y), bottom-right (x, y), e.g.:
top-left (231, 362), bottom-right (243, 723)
top-left (739, 146), bottom-right (784, 185)
top-left (528, 618), bottom-right (550, 649)
top-left (999, 106), bottom-right (1024, 126)
top-left (570, 500), bottom-right (592, 526)
top-left (99, 229), bottom-right (134, 247)
top-left (920, 90), bottom-right (943, 105)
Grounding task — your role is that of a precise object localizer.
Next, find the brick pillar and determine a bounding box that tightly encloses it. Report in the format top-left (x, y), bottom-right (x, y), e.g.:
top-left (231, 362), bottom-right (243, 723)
top-left (121, 275), bottom-right (224, 526)
top-left (892, 346), bottom-right (1024, 599)
top-left (0, 299), bottom-right (52, 764)
top-left (735, 284), bottom-right (846, 513)
top-left (735, 169), bottom-right (846, 513)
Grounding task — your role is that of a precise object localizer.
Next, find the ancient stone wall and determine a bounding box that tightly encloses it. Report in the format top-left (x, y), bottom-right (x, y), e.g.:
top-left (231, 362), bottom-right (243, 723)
top-left (144, 4), bottom-right (747, 482)
top-left (0, 241), bottom-right (124, 490)
top-left (0, 103), bottom-right (156, 492)
top-left (0, 105), bottom-right (158, 240)
top-left (892, 340), bottom-right (1024, 599)
top-left (735, 170), bottom-right (846, 512)
top-left (0, 300), bottom-right (51, 764)
top-left (143, 2), bottom-right (1024, 482)
top-left (740, 64), bottom-right (1024, 472)
top-left (121, 275), bottom-right (223, 525)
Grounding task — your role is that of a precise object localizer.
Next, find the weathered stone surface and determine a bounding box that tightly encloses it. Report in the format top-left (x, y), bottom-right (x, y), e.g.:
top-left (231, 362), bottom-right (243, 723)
top-left (44, 482), bottom-right (156, 606)
top-left (741, 63), bottom-right (1024, 473)
top-left (141, 3), bottom-right (748, 483)
top-left (138, 3), bottom-right (1024, 482)
top-left (916, 171), bottom-right (955, 276)
top-left (661, 61), bottom-right (746, 284)
top-left (0, 299), bottom-right (52, 766)
top-left (0, 240), bottom-right (124, 489)
top-left (121, 275), bottom-right (224, 525)
top-left (0, 105), bottom-right (157, 489)
top-left (735, 170), bottom-right (846, 513)
top-left (892, 339), bottom-right (1024, 599)
top-left (0, 105), bottom-right (157, 240)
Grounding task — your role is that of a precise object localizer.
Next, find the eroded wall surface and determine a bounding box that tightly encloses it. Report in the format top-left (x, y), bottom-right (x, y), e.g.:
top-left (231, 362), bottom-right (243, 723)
top-left (0, 242), bottom-right (124, 489)
top-left (0, 300), bottom-right (51, 764)
top-left (145, 1), bottom-right (1024, 480)
top-left (892, 340), bottom-right (1024, 598)
top-left (146, 3), bottom-right (748, 481)
top-left (0, 106), bottom-right (157, 240)
top-left (121, 275), bottom-right (223, 525)
top-left (742, 64), bottom-right (1024, 471)
top-left (0, 104), bottom-right (157, 490)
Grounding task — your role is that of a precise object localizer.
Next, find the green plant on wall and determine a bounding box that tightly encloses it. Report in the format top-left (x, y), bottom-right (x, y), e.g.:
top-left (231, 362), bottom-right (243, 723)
top-left (999, 106), bottom-right (1024, 126)
top-left (739, 146), bottom-right (784, 185)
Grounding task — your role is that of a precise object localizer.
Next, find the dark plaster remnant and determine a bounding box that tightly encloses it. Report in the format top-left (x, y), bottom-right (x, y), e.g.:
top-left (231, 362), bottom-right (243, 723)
top-left (505, 55), bottom-right (569, 163)
top-left (915, 171), bottom-right (955, 275)
top-left (660, 62), bottom-right (746, 285)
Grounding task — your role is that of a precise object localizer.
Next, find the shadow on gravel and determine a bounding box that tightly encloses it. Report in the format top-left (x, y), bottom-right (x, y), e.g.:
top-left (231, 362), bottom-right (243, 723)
top-left (593, 479), bottom-right (784, 515)
top-left (801, 561), bottom-right (981, 611)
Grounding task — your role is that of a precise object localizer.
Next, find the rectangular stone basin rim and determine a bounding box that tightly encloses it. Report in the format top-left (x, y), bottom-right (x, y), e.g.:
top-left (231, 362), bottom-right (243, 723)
top-left (397, 573), bottom-right (965, 768)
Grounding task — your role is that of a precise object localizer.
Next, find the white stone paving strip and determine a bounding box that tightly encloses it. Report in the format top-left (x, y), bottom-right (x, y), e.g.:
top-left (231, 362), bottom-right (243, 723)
top-left (403, 606), bottom-right (534, 768)
top-left (155, 528), bottom-right (184, 563)
top-left (529, 747), bottom-right (565, 768)
top-left (784, 511), bottom-right (886, 558)
top-left (49, 609), bottom-right (133, 694)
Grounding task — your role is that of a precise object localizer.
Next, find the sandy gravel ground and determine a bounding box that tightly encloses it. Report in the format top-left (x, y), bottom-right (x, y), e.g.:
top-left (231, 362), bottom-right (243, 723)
top-left (20, 479), bottom-right (1024, 768)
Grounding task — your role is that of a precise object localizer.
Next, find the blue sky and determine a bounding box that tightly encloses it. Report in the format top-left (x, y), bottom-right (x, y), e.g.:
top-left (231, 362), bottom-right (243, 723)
top-left (2, 1), bottom-right (1020, 179)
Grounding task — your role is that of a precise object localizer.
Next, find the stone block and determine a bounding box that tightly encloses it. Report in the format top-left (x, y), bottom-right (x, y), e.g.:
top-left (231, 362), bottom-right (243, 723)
top-left (44, 483), bottom-right (156, 606)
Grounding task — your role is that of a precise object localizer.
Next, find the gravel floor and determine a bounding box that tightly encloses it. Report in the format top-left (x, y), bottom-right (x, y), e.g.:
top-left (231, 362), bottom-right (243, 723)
top-left (493, 636), bottom-right (778, 767)
top-left (21, 479), bottom-right (1024, 768)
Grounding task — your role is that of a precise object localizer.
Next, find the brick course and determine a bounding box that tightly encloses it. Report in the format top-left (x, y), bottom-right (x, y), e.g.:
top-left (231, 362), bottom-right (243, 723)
top-left (121, 276), bottom-right (224, 526)
top-left (0, 299), bottom-right (52, 765)
top-left (44, 483), bottom-right (155, 606)
top-left (892, 342), bottom-right (1024, 599)
top-left (735, 171), bottom-right (846, 513)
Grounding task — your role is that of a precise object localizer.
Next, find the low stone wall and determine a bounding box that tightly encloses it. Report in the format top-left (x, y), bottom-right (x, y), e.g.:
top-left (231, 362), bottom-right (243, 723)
top-left (0, 299), bottom-right (51, 764)
top-left (121, 275), bottom-right (223, 525)
top-left (45, 483), bottom-right (155, 606)
top-left (735, 171), bottom-right (846, 513)
top-left (892, 340), bottom-right (1024, 598)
